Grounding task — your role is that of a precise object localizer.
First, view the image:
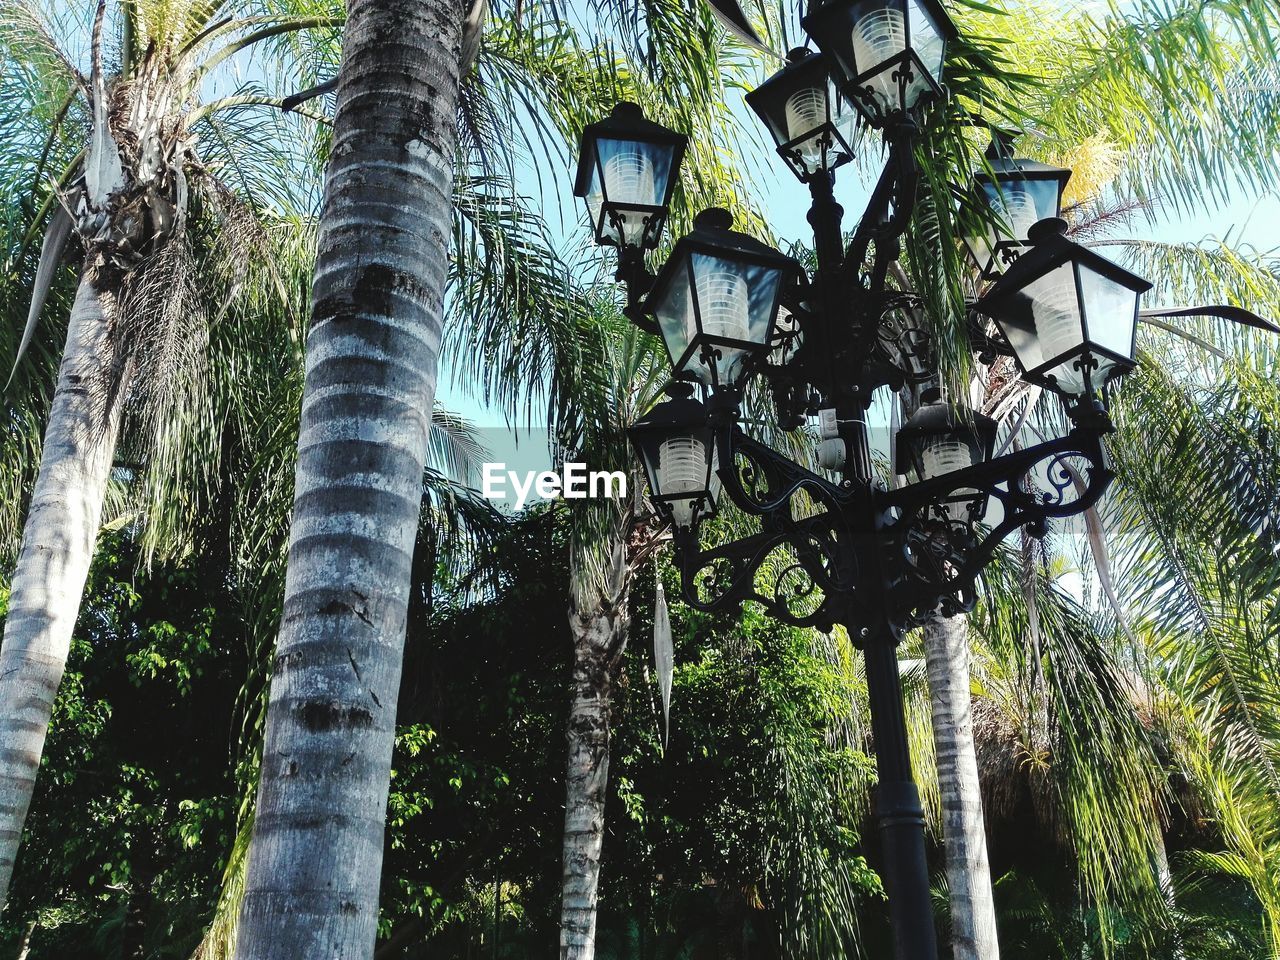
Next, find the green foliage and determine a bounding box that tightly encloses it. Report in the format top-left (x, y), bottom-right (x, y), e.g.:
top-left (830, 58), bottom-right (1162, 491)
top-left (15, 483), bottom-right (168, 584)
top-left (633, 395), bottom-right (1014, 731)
top-left (1, 531), bottom-right (246, 958)
top-left (611, 573), bottom-right (881, 960)
top-left (1102, 328), bottom-right (1280, 951)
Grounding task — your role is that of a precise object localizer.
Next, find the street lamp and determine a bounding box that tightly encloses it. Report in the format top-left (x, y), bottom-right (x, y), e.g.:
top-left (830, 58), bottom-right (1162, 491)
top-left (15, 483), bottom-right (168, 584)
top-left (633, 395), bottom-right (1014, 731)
top-left (574, 102), bottom-right (687, 253)
top-left (629, 392), bottom-right (721, 529)
top-left (802, 0), bottom-right (956, 127)
top-left (647, 208), bottom-right (802, 389)
top-left (746, 47), bottom-right (857, 181)
top-left (576, 22), bottom-right (1152, 959)
top-left (963, 136), bottom-right (1073, 281)
top-left (975, 218), bottom-right (1152, 401)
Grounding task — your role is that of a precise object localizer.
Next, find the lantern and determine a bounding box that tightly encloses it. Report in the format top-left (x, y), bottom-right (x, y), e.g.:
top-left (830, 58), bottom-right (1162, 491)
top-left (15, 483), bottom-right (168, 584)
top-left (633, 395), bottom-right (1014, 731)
top-left (647, 209), bottom-right (802, 390)
top-left (574, 102), bottom-right (688, 252)
top-left (746, 48), bottom-right (857, 181)
top-left (802, 0), bottom-right (956, 127)
top-left (974, 219), bottom-right (1153, 400)
top-left (896, 392), bottom-right (997, 521)
top-left (964, 148), bottom-right (1072, 281)
top-left (628, 395), bottom-right (720, 529)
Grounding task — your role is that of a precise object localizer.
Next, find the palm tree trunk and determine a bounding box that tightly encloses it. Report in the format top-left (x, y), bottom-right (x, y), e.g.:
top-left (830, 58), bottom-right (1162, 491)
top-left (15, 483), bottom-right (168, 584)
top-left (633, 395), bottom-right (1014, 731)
top-left (0, 272), bottom-right (126, 904)
top-left (16, 918), bottom-right (36, 960)
top-left (922, 615), bottom-right (1000, 960)
top-left (234, 0), bottom-right (463, 956)
top-left (1154, 837), bottom-right (1186, 958)
top-left (560, 596), bottom-right (627, 960)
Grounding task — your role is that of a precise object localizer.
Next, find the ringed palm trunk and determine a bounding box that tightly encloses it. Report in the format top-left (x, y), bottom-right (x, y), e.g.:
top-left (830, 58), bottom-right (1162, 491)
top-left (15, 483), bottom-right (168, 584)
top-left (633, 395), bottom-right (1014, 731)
top-left (234, 0), bottom-right (464, 956)
top-left (0, 271), bottom-right (128, 903)
top-left (922, 614), bottom-right (1000, 960)
top-left (560, 546), bottom-right (630, 960)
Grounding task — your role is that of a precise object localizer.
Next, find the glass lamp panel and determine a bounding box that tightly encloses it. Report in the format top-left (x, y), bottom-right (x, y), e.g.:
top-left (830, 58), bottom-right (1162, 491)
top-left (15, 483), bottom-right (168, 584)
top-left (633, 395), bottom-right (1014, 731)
top-left (652, 260), bottom-right (697, 375)
top-left (966, 166), bottom-right (1067, 278)
top-left (920, 436), bottom-right (980, 520)
top-left (753, 71), bottom-right (829, 152)
top-left (963, 229), bottom-right (994, 276)
top-left (658, 437), bottom-right (719, 527)
top-left (1078, 262), bottom-right (1139, 364)
top-left (847, 0), bottom-right (934, 114)
top-left (920, 437), bottom-right (975, 481)
top-left (783, 82), bottom-right (831, 170)
top-left (906, 0), bottom-right (945, 83)
top-left (966, 181), bottom-right (1034, 274)
top-left (688, 252), bottom-right (782, 386)
top-left (633, 413), bottom-right (717, 528)
top-left (637, 436), bottom-right (662, 499)
top-left (995, 261), bottom-right (1089, 390)
top-left (791, 82), bottom-right (856, 175)
top-left (983, 181), bottom-right (1041, 245)
top-left (658, 433), bottom-right (705, 526)
top-left (585, 137), bottom-right (674, 246)
top-left (1023, 177), bottom-right (1063, 222)
top-left (968, 181), bottom-right (1054, 275)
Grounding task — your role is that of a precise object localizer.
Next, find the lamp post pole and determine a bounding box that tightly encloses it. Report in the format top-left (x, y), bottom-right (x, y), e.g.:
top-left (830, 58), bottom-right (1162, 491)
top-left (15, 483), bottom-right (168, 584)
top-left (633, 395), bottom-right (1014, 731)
top-left (863, 621), bottom-right (936, 960)
top-left (811, 158), bottom-right (938, 960)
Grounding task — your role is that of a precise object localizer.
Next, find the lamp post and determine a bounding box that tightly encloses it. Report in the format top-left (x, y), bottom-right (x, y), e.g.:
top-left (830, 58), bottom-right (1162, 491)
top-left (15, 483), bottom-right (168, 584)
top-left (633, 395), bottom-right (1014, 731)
top-left (574, 9), bottom-right (1152, 958)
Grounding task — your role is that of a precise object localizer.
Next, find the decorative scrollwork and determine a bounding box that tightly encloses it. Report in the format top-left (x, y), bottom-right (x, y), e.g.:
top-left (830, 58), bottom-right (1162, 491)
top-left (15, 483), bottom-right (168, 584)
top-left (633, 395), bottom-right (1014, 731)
top-left (676, 527), bottom-right (842, 629)
top-left (879, 427), bottom-right (1114, 619)
top-left (717, 426), bottom-right (853, 519)
top-left (731, 443), bottom-right (772, 506)
top-left (900, 515), bottom-right (975, 584)
top-left (668, 427), bottom-right (878, 629)
top-left (875, 317), bottom-right (932, 385)
top-left (762, 546), bottom-right (828, 622)
top-left (671, 419), bottom-right (1114, 633)
top-left (1038, 452), bottom-right (1094, 507)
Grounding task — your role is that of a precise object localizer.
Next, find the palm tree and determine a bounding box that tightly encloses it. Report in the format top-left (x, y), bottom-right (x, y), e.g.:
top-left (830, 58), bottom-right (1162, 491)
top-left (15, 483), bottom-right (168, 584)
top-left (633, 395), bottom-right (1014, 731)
top-left (0, 0), bottom-right (338, 904)
top-left (557, 322), bottom-right (669, 960)
top-left (921, 615), bottom-right (1001, 957)
top-left (1099, 322), bottom-right (1280, 951)
top-left (448, 9), bottom-right (774, 956)
top-left (187, 7), bottom-right (680, 951)
top-left (231, 0), bottom-right (485, 953)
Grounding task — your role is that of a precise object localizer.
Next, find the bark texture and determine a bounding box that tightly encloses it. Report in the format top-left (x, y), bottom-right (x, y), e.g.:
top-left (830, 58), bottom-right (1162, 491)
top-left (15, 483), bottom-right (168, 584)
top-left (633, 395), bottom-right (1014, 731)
top-left (234, 0), bottom-right (463, 955)
top-left (0, 273), bottom-right (126, 903)
top-left (559, 592), bottom-right (628, 960)
top-left (922, 615), bottom-right (1000, 960)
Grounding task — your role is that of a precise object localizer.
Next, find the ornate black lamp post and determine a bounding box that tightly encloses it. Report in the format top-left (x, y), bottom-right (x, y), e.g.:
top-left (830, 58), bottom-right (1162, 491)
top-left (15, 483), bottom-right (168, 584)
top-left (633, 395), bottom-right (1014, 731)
top-left (575, 7), bottom-right (1153, 958)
